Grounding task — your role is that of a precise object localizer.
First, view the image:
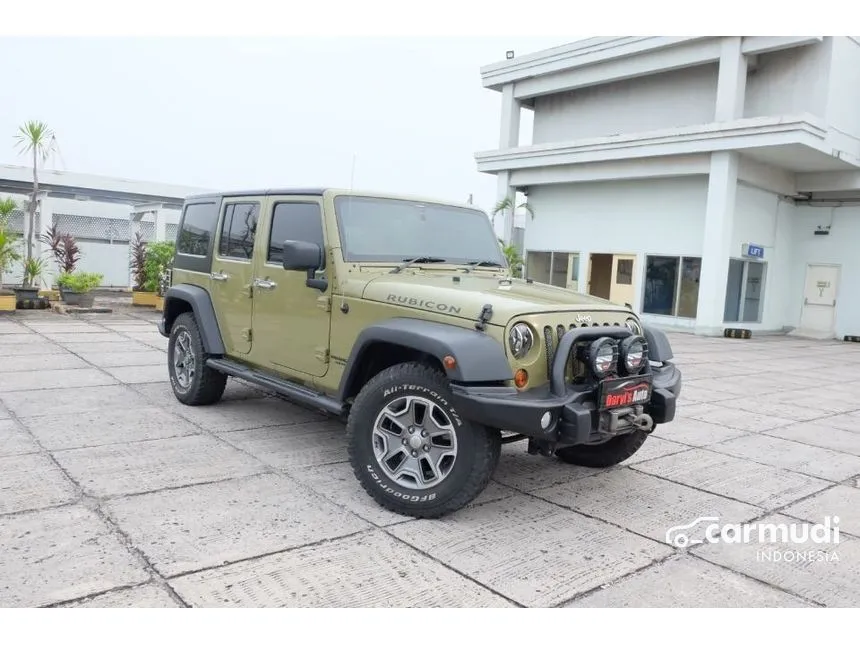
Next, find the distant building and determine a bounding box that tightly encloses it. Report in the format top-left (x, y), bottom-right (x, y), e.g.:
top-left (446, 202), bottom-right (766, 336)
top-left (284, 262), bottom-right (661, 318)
top-left (0, 165), bottom-right (208, 287)
top-left (477, 36), bottom-right (860, 339)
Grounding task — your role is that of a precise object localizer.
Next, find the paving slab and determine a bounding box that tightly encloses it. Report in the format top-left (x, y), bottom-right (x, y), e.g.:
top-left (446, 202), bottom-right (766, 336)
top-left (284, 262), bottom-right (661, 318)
top-left (0, 368), bottom-right (117, 393)
top-left (43, 332), bottom-right (131, 344)
top-left (223, 423), bottom-right (348, 469)
top-left (766, 422), bottom-right (860, 457)
top-left (0, 320), bottom-right (23, 334)
top-left (0, 419), bottom-right (40, 457)
top-left (0, 452), bottom-right (78, 515)
top-left (0, 354), bottom-right (91, 373)
top-left (66, 583), bottom-right (181, 608)
top-left (0, 505), bottom-right (149, 607)
top-left (709, 433), bottom-right (860, 482)
top-left (677, 403), bottom-right (796, 432)
top-left (106, 473), bottom-right (371, 577)
top-left (134, 380), bottom-right (270, 406)
top-left (22, 406), bottom-right (199, 451)
top-left (77, 351), bottom-right (167, 368)
top-left (632, 449), bottom-right (830, 510)
top-left (21, 324), bottom-right (106, 334)
top-left (61, 340), bottom-right (154, 354)
top-left (170, 530), bottom-right (514, 608)
top-left (655, 417), bottom-right (750, 447)
top-left (53, 434), bottom-right (267, 497)
top-left (491, 444), bottom-right (600, 492)
top-left (694, 513), bottom-right (859, 607)
top-left (0, 384), bottom-right (148, 418)
top-left (0, 333), bottom-right (38, 345)
top-left (287, 461), bottom-right (516, 527)
top-left (0, 343), bottom-right (70, 356)
top-left (387, 494), bottom-right (672, 607)
top-left (102, 364), bottom-right (169, 384)
top-left (783, 485), bottom-right (860, 538)
top-left (530, 468), bottom-right (762, 543)
top-left (565, 555), bottom-right (813, 607)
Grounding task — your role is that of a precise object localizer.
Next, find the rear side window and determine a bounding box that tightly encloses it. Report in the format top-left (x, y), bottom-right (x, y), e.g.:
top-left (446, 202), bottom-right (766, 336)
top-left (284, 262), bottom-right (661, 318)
top-left (218, 202), bottom-right (259, 260)
top-left (177, 202), bottom-right (219, 256)
top-left (267, 202), bottom-right (324, 264)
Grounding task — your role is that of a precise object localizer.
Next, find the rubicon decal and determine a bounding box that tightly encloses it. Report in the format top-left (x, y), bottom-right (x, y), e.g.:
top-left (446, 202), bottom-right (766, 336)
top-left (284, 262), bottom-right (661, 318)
top-left (386, 294), bottom-right (462, 315)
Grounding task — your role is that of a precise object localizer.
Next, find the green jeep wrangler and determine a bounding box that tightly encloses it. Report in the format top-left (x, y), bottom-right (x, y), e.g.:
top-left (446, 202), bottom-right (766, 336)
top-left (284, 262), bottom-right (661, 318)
top-left (158, 188), bottom-right (682, 518)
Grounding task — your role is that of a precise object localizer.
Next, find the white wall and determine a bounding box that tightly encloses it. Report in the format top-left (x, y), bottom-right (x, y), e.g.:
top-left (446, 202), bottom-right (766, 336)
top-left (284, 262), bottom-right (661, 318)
top-left (744, 41), bottom-right (832, 121)
top-left (788, 204), bottom-right (860, 338)
top-left (824, 38), bottom-right (860, 142)
top-left (531, 64), bottom-right (719, 144)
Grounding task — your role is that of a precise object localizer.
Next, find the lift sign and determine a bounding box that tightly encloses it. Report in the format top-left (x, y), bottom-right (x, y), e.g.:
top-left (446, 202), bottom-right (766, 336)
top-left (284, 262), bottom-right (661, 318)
top-left (743, 243), bottom-right (764, 259)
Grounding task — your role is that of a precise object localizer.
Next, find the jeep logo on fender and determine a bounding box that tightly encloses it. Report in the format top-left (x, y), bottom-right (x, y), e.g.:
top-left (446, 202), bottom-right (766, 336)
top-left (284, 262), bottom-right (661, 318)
top-left (386, 294), bottom-right (462, 315)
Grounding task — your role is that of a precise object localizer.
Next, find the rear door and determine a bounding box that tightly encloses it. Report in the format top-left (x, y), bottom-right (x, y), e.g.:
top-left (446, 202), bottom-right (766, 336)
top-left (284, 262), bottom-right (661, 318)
top-left (209, 198), bottom-right (261, 356)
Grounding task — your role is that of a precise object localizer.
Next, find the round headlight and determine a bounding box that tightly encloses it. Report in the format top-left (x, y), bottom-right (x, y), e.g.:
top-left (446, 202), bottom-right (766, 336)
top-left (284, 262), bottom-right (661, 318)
top-left (625, 317), bottom-right (643, 335)
top-left (588, 337), bottom-right (618, 377)
top-left (508, 323), bottom-right (534, 359)
top-left (619, 336), bottom-right (647, 374)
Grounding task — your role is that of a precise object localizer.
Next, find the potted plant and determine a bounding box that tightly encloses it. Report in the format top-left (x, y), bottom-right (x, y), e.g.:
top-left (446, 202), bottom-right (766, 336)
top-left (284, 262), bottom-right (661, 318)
top-left (129, 232), bottom-right (156, 306)
top-left (134, 239), bottom-right (174, 308)
top-left (15, 256), bottom-right (48, 305)
top-left (38, 224), bottom-right (80, 300)
top-left (56, 271), bottom-right (102, 308)
top-left (0, 228), bottom-right (21, 312)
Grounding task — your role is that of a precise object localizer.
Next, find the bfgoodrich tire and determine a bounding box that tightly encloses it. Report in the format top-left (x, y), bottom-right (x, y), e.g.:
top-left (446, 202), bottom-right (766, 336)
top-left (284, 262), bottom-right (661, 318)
top-left (167, 312), bottom-right (227, 406)
top-left (555, 429), bottom-right (649, 468)
top-left (347, 362), bottom-right (501, 518)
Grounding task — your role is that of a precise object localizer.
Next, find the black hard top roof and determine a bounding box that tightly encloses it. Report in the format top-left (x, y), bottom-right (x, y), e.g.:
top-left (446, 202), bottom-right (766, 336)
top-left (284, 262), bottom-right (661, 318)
top-left (187, 188), bottom-right (328, 200)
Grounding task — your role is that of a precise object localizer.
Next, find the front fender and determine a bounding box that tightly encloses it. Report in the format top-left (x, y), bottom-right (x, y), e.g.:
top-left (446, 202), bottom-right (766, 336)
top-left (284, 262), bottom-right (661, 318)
top-left (338, 318), bottom-right (513, 398)
top-left (159, 284), bottom-right (225, 355)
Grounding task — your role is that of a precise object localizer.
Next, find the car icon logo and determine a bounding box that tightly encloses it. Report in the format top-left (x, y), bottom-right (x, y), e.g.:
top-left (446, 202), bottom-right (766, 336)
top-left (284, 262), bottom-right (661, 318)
top-left (665, 516), bottom-right (720, 548)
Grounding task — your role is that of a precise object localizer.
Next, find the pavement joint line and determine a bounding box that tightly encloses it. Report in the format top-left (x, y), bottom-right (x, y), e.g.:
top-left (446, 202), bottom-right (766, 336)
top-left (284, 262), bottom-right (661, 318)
top-left (45, 581), bottom-right (158, 608)
top-left (0, 397), bottom-right (189, 609)
top-left (378, 527), bottom-right (525, 608)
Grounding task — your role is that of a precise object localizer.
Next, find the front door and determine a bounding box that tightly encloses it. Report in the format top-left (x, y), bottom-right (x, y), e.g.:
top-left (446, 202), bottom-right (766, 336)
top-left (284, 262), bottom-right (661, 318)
top-left (250, 196), bottom-right (332, 378)
top-left (799, 264), bottom-right (840, 336)
top-left (209, 199), bottom-right (261, 356)
top-left (609, 254), bottom-right (636, 308)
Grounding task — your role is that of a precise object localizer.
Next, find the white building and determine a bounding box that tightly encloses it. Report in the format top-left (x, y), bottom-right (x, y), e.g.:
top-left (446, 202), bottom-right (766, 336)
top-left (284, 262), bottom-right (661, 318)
top-left (0, 165), bottom-right (208, 287)
top-left (477, 36), bottom-right (860, 339)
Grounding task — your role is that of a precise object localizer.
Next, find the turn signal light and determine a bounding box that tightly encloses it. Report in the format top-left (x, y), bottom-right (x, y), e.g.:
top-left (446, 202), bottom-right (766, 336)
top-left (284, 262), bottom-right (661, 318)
top-left (514, 369), bottom-right (529, 389)
top-left (443, 355), bottom-right (457, 370)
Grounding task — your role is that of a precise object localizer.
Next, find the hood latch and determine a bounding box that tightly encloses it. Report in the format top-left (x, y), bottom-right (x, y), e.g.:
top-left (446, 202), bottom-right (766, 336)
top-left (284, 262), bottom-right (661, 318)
top-left (474, 304), bottom-right (493, 331)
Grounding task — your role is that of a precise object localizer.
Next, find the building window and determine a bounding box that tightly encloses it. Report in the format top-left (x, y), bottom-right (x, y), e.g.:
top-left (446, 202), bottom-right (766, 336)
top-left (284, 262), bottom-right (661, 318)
top-left (177, 202), bottom-right (219, 256)
top-left (724, 259), bottom-right (766, 323)
top-left (525, 250), bottom-right (578, 287)
top-left (267, 202), bottom-right (325, 265)
top-left (616, 259), bottom-right (633, 285)
top-left (218, 202), bottom-right (259, 260)
top-left (643, 255), bottom-right (701, 318)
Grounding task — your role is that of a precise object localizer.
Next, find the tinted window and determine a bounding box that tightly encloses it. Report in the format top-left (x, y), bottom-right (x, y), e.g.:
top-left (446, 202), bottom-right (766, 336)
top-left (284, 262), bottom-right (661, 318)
top-left (218, 202), bottom-right (259, 259)
top-left (333, 196), bottom-right (504, 265)
top-left (177, 202), bottom-right (218, 256)
top-left (267, 202), bottom-right (324, 264)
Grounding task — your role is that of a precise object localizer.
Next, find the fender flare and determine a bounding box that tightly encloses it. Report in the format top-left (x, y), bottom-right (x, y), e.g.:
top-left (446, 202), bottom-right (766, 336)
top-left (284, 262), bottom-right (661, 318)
top-left (161, 284), bottom-right (225, 355)
top-left (338, 317), bottom-right (513, 399)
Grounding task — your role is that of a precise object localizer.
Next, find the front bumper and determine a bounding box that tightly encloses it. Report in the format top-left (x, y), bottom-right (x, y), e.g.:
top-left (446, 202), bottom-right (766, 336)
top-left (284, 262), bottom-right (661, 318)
top-left (450, 326), bottom-right (682, 446)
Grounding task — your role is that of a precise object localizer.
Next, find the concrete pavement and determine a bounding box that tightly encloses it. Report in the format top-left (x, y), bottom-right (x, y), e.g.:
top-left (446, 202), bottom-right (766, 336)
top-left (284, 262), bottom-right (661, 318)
top-left (1, 307), bottom-right (859, 607)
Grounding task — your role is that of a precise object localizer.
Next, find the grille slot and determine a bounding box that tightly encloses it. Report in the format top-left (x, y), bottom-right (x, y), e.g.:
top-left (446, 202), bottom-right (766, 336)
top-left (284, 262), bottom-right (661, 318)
top-left (543, 326), bottom-right (554, 380)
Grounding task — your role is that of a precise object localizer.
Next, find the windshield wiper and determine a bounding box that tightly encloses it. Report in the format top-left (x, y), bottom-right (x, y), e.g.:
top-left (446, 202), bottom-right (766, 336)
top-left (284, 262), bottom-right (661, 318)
top-left (390, 256), bottom-right (448, 274)
top-left (466, 260), bottom-right (505, 268)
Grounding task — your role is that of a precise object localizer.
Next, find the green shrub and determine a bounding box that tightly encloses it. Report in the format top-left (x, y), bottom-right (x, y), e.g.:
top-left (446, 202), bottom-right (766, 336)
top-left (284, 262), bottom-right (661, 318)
top-left (57, 271), bottom-right (102, 292)
top-left (143, 241), bottom-right (175, 292)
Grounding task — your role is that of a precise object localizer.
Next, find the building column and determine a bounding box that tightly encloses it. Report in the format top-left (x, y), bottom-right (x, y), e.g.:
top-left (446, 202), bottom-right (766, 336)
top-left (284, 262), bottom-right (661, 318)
top-left (694, 37), bottom-right (748, 335)
top-left (37, 193), bottom-right (57, 287)
top-left (497, 83), bottom-right (521, 244)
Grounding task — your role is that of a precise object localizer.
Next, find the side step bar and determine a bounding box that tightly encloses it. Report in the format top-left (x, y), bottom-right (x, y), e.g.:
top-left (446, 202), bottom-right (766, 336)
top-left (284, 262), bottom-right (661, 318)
top-left (206, 358), bottom-right (345, 416)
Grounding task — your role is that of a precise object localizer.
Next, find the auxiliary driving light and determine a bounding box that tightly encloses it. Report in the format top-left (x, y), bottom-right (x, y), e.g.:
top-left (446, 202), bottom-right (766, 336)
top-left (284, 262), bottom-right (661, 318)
top-left (540, 411), bottom-right (552, 430)
top-left (588, 337), bottom-right (618, 377)
top-left (619, 336), bottom-right (648, 374)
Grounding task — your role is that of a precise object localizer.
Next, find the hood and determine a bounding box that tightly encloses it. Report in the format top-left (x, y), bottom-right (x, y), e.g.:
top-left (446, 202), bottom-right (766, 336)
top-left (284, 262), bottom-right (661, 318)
top-left (359, 269), bottom-right (632, 325)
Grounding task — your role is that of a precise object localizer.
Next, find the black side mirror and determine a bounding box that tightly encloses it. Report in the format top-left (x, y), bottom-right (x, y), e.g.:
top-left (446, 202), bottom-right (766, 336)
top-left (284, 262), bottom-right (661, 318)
top-left (282, 240), bottom-right (323, 271)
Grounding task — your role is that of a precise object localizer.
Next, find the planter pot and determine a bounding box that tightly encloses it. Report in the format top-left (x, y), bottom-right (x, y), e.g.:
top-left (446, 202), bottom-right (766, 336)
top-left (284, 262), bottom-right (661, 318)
top-left (40, 289), bottom-right (60, 301)
top-left (155, 295), bottom-right (164, 312)
top-left (61, 290), bottom-right (95, 308)
top-left (132, 291), bottom-right (160, 307)
top-left (0, 294), bottom-right (16, 312)
top-left (13, 287), bottom-right (40, 306)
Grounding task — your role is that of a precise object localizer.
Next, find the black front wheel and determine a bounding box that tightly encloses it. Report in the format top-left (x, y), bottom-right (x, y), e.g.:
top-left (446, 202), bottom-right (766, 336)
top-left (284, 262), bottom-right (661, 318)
top-left (555, 429), bottom-right (649, 468)
top-left (167, 312), bottom-right (227, 406)
top-left (347, 362), bottom-right (501, 518)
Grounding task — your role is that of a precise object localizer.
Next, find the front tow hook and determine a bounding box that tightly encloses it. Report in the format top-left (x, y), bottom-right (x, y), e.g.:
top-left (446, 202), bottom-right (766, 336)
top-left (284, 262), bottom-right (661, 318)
top-left (630, 413), bottom-right (655, 433)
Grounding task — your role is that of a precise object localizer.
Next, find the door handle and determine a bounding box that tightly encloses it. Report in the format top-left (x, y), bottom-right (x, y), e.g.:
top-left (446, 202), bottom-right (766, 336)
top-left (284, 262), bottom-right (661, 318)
top-left (211, 272), bottom-right (229, 282)
top-left (254, 278), bottom-right (277, 290)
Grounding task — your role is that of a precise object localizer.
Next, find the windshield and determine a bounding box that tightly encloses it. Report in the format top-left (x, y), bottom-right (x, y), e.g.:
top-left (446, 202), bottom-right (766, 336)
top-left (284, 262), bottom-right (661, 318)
top-left (334, 195), bottom-right (506, 266)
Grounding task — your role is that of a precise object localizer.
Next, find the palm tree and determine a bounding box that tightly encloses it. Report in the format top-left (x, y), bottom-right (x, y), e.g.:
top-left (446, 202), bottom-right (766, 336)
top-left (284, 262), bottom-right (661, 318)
top-left (14, 120), bottom-right (57, 287)
top-left (491, 195), bottom-right (534, 226)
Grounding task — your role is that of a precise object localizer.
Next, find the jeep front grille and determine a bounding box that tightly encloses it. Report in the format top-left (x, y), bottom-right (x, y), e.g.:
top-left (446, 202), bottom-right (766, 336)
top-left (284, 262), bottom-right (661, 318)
top-left (543, 321), bottom-right (622, 381)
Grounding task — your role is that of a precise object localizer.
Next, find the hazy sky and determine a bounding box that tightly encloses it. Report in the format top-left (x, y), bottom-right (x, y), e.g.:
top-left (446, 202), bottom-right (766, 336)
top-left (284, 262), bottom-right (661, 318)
top-left (0, 37), bottom-right (567, 212)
